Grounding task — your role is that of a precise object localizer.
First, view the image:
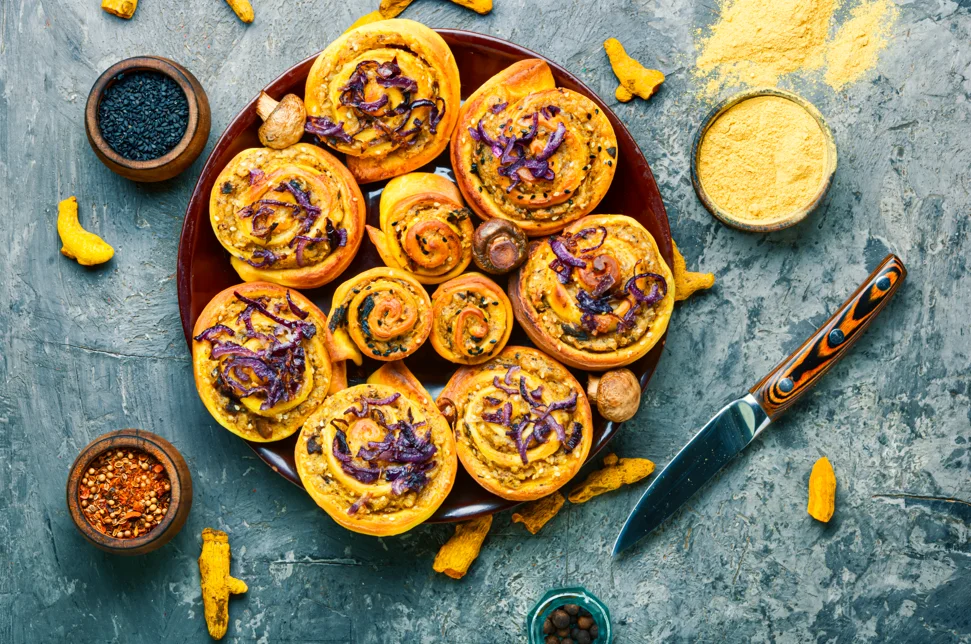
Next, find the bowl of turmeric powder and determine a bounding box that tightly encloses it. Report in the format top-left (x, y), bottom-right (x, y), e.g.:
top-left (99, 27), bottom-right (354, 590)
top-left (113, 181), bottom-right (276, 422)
top-left (691, 88), bottom-right (837, 232)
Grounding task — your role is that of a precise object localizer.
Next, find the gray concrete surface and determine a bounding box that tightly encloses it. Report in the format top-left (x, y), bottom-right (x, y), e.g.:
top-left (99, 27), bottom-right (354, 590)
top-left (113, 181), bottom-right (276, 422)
top-left (1, 0), bottom-right (969, 641)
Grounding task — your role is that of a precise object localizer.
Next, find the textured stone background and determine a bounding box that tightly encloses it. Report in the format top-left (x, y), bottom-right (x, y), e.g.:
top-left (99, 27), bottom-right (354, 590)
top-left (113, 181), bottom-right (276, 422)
top-left (1, 0), bottom-right (969, 642)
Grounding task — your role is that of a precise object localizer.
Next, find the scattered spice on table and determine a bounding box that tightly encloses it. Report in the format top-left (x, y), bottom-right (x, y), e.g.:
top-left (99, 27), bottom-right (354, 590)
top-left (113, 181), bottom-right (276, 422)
top-left (543, 604), bottom-right (600, 644)
top-left (78, 448), bottom-right (171, 539)
top-left (98, 71), bottom-right (189, 161)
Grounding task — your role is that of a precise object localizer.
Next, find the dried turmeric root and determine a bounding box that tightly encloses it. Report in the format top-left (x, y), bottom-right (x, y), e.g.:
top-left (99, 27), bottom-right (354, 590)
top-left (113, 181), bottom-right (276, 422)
top-left (433, 515), bottom-right (492, 579)
top-left (568, 453), bottom-right (655, 504)
top-left (101, 0), bottom-right (137, 19)
top-left (604, 38), bottom-right (664, 103)
top-left (807, 457), bottom-right (836, 522)
top-left (57, 197), bottom-right (114, 266)
top-left (346, 10), bottom-right (386, 33)
top-left (672, 240), bottom-right (715, 302)
top-left (512, 492), bottom-right (565, 534)
top-left (379, 0), bottom-right (492, 19)
top-left (224, 0), bottom-right (254, 23)
top-left (199, 528), bottom-right (248, 640)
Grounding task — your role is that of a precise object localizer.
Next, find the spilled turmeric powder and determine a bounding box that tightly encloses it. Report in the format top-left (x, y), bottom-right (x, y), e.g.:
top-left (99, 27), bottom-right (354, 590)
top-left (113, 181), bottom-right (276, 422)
top-left (825, 0), bottom-right (899, 90)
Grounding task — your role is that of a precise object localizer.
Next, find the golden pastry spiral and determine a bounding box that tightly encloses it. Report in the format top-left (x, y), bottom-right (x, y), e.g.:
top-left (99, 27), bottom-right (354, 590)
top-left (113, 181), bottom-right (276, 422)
top-left (295, 378), bottom-right (456, 536)
top-left (509, 215), bottom-right (675, 371)
top-left (325, 267), bottom-right (433, 364)
top-left (437, 346), bottom-right (593, 501)
top-left (191, 282), bottom-right (333, 442)
top-left (209, 144), bottom-right (365, 289)
top-left (367, 173), bottom-right (474, 284)
top-left (451, 59), bottom-right (618, 236)
top-left (304, 19), bottom-right (461, 183)
top-left (430, 272), bottom-right (513, 365)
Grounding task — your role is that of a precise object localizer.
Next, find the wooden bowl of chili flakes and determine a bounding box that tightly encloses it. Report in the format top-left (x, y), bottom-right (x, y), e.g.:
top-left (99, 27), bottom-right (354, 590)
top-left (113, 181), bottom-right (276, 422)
top-left (66, 429), bottom-right (193, 555)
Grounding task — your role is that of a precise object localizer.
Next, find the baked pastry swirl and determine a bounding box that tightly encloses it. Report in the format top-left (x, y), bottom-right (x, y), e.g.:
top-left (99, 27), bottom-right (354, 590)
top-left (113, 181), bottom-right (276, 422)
top-left (304, 19), bottom-right (461, 183)
top-left (437, 346), bottom-right (593, 501)
top-left (509, 215), bottom-right (674, 371)
top-left (367, 173), bottom-right (474, 284)
top-left (191, 282), bottom-right (333, 442)
top-left (209, 144), bottom-right (365, 288)
top-left (295, 363), bottom-right (456, 535)
top-left (325, 267), bottom-right (433, 364)
top-left (430, 272), bottom-right (513, 365)
top-left (451, 59), bottom-right (618, 236)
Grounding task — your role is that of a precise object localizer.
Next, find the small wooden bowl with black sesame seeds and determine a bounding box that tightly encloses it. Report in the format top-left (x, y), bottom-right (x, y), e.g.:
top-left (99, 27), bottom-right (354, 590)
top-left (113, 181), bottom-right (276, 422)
top-left (66, 429), bottom-right (193, 555)
top-left (85, 56), bottom-right (211, 182)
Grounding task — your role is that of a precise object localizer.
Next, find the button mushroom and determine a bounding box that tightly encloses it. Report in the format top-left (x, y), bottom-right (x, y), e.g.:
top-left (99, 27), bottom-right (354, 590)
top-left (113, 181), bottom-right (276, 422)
top-left (587, 369), bottom-right (641, 422)
top-left (255, 91), bottom-right (306, 149)
top-left (472, 220), bottom-right (528, 275)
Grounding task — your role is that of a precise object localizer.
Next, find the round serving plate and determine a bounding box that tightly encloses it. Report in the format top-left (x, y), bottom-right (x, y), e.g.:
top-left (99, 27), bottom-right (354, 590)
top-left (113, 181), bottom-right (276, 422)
top-left (177, 29), bottom-right (672, 522)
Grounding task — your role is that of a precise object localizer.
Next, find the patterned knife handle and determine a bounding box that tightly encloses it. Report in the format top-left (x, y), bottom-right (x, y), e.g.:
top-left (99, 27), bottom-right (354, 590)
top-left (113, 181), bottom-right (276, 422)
top-left (750, 254), bottom-right (906, 421)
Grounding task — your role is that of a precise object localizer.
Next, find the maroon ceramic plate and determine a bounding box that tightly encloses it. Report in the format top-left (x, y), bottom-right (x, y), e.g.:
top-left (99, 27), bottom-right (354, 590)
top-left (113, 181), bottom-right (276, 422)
top-left (177, 30), bottom-right (672, 522)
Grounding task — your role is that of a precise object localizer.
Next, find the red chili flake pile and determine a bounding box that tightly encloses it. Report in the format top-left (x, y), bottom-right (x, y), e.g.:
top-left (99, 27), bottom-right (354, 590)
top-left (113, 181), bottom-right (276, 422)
top-left (78, 448), bottom-right (172, 539)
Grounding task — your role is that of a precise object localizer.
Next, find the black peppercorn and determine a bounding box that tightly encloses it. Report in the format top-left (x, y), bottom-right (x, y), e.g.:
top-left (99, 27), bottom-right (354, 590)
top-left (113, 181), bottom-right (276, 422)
top-left (577, 616), bottom-right (594, 630)
top-left (589, 624), bottom-right (599, 639)
top-left (576, 631), bottom-right (592, 644)
top-left (564, 604), bottom-right (580, 616)
top-left (543, 618), bottom-right (555, 635)
top-left (562, 639), bottom-right (575, 644)
top-left (544, 636), bottom-right (558, 644)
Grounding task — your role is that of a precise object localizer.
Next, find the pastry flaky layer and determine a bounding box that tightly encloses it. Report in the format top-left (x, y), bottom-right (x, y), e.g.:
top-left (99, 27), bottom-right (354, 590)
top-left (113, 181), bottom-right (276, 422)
top-left (304, 19), bottom-right (461, 184)
top-left (191, 282), bottom-right (333, 442)
top-left (367, 172), bottom-right (474, 284)
top-left (430, 272), bottom-right (513, 365)
top-left (451, 59), bottom-right (618, 236)
top-left (509, 214), bottom-right (674, 371)
top-left (438, 346), bottom-right (593, 501)
top-left (294, 365), bottom-right (457, 536)
top-left (324, 266), bottom-right (433, 365)
top-left (209, 144), bottom-right (366, 289)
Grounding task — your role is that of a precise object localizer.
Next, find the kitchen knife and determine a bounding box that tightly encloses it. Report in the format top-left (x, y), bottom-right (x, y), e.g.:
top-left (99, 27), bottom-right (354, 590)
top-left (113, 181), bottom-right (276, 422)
top-left (612, 254), bottom-right (906, 556)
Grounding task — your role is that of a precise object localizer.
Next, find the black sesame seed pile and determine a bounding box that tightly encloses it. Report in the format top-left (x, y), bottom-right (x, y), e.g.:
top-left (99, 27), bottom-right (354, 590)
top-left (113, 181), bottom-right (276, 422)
top-left (98, 71), bottom-right (189, 161)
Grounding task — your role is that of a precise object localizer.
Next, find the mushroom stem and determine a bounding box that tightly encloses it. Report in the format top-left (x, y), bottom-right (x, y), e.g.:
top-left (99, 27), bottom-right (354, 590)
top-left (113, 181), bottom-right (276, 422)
top-left (587, 374), bottom-right (602, 400)
top-left (256, 91), bottom-right (279, 122)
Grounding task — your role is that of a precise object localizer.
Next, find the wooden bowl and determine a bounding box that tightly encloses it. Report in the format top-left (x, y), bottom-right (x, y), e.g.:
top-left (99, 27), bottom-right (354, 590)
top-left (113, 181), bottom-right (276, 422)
top-left (176, 30), bottom-right (673, 522)
top-left (691, 88), bottom-right (838, 232)
top-left (66, 429), bottom-right (193, 555)
top-left (85, 56), bottom-right (211, 182)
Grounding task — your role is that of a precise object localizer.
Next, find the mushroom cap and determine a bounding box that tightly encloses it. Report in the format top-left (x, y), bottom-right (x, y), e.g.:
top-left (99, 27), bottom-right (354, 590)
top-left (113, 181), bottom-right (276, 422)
top-left (472, 219), bottom-right (528, 274)
top-left (587, 369), bottom-right (641, 422)
top-left (258, 93), bottom-right (307, 149)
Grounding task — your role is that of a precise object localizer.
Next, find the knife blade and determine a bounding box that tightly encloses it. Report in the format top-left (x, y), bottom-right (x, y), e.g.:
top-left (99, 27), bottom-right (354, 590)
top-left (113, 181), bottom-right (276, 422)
top-left (613, 254), bottom-right (907, 556)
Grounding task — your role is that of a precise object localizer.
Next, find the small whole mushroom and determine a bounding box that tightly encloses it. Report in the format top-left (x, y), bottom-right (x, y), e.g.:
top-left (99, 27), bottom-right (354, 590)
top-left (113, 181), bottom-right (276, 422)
top-left (587, 369), bottom-right (641, 422)
top-left (472, 219), bottom-right (528, 275)
top-left (255, 91), bottom-right (306, 149)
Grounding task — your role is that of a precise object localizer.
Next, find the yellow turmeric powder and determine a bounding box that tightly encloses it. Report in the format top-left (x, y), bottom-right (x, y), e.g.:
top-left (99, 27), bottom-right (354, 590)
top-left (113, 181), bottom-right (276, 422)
top-left (825, 0), bottom-right (899, 90)
top-left (697, 96), bottom-right (828, 224)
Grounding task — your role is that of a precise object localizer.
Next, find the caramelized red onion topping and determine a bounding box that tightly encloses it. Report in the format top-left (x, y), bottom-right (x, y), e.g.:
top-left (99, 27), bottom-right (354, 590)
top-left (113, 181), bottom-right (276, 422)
top-left (194, 292), bottom-right (318, 411)
top-left (469, 112), bottom-right (567, 193)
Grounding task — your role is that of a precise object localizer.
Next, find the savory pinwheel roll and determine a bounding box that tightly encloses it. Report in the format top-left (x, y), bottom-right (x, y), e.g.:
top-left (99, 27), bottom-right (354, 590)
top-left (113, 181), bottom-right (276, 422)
top-left (451, 59), bottom-right (618, 236)
top-left (438, 346), bottom-right (593, 501)
top-left (430, 272), bottom-right (512, 365)
top-left (294, 367), bottom-right (457, 536)
top-left (367, 173), bottom-right (474, 284)
top-left (509, 215), bottom-right (674, 371)
top-left (191, 282), bottom-right (333, 442)
top-left (325, 267), bottom-right (433, 364)
top-left (304, 19), bottom-right (461, 183)
top-left (209, 144), bottom-right (365, 288)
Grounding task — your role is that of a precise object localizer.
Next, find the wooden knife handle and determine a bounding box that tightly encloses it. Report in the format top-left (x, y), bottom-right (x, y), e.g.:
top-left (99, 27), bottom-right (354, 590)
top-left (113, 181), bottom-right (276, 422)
top-left (749, 254), bottom-right (906, 421)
